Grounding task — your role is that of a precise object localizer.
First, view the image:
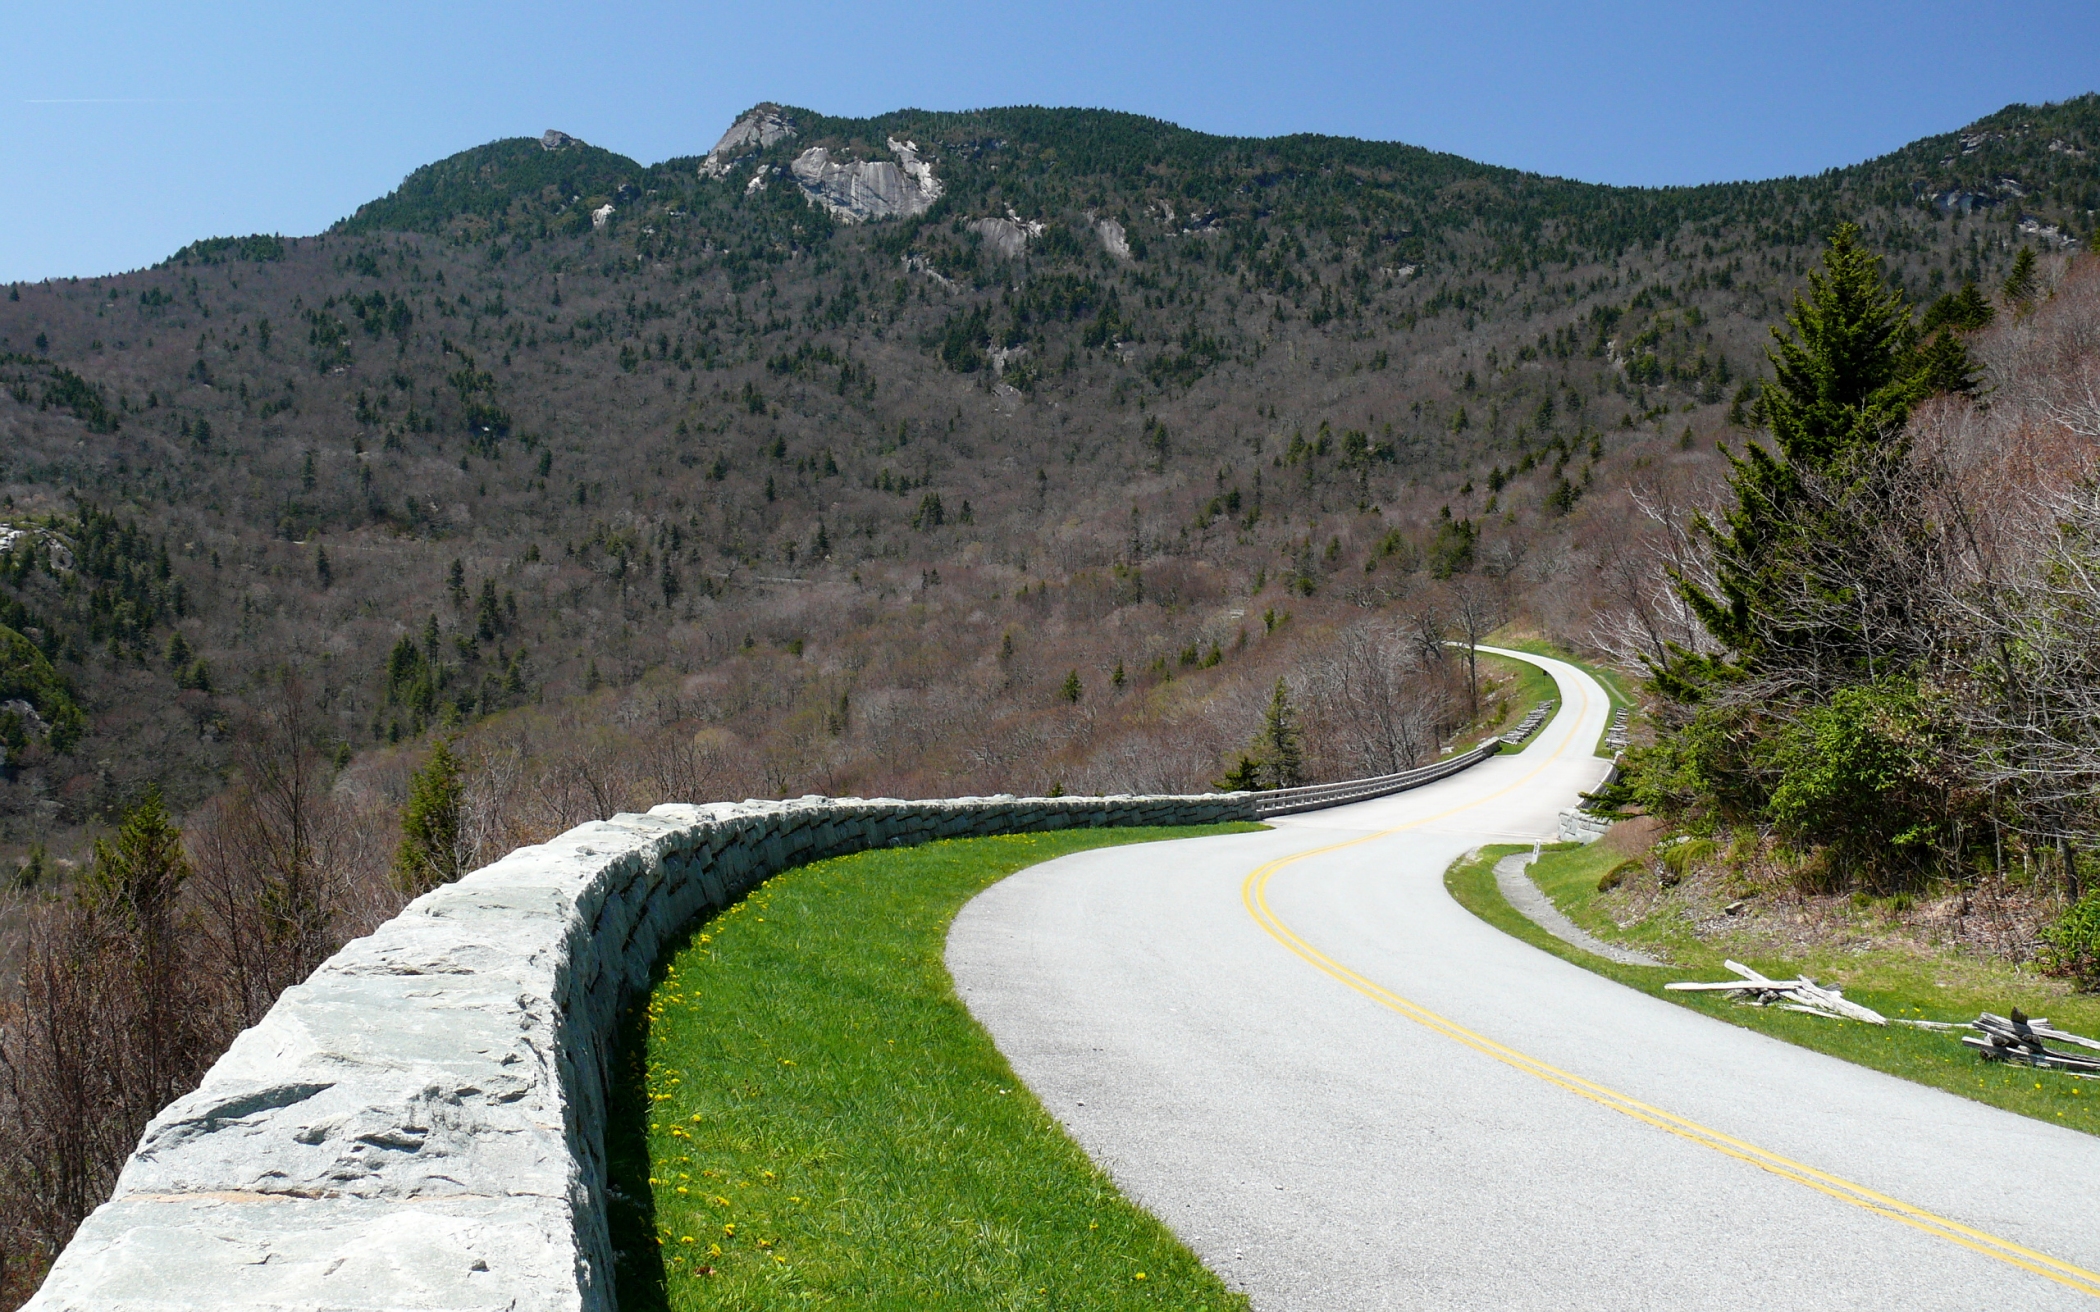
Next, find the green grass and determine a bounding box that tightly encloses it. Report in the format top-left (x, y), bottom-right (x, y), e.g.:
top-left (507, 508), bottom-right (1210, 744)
top-left (607, 826), bottom-right (1263, 1311)
top-left (1468, 652), bottom-right (1559, 746)
top-left (1446, 842), bottom-right (2100, 1136)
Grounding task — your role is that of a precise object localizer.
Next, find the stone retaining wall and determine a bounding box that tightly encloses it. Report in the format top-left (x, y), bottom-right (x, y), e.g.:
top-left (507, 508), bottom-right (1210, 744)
top-left (25, 792), bottom-right (1252, 1312)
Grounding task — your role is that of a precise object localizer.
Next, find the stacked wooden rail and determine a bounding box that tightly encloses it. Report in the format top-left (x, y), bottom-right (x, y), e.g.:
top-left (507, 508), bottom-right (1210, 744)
top-left (1964, 1011), bottom-right (2100, 1073)
top-left (1667, 967), bottom-right (2100, 1077)
top-left (1604, 708), bottom-right (1631, 750)
top-left (1665, 960), bottom-right (1888, 1024)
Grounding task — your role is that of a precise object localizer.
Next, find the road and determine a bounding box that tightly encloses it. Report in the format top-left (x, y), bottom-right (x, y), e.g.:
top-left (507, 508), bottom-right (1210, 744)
top-left (948, 647), bottom-right (2100, 1309)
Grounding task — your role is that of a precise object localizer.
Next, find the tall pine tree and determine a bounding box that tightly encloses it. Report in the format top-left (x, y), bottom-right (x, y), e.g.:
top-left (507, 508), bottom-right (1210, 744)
top-left (1663, 223), bottom-right (1973, 702)
top-left (394, 740), bottom-right (467, 896)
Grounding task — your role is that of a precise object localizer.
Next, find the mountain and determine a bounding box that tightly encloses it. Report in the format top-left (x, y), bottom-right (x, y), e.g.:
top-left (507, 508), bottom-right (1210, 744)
top-left (0, 96), bottom-right (2094, 867)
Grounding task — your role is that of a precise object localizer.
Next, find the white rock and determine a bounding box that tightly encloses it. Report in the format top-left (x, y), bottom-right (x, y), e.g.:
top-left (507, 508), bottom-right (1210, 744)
top-left (700, 104), bottom-right (797, 178)
top-left (970, 214), bottom-right (1042, 260)
top-left (1096, 217), bottom-right (1132, 261)
top-left (790, 139), bottom-right (942, 224)
top-left (590, 203), bottom-right (614, 230)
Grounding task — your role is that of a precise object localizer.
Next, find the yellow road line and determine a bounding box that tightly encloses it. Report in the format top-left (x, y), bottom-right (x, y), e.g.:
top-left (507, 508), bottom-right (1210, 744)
top-left (1240, 655), bottom-right (2100, 1300)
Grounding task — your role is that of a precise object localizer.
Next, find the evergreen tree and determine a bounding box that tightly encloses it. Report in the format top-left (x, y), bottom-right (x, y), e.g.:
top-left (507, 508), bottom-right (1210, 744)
top-left (84, 787), bottom-right (202, 1115)
top-left (476, 579), bottom-right (502, 638)
top-left (1667, 223), bottom-right (1970, 699)
top-left (1920, 281), bottom-right (1994, 334)
top-left (1215, 754), bottom-right (1265, 791)
top-left (1760, 223), bottom-right (1919, 466)
top-left (393, 740), bottom-right (466, 896)
top-left (1059, 669), bottom-right (1083, 703)
top-left (314, 544), bottom-right (332, 589)
top-left (2002, 246), bottom-right (2039, 310)
top-left (1258, 678), bottom-right (1305, 788)
top-left (86, 786), bottom-right (189, 944)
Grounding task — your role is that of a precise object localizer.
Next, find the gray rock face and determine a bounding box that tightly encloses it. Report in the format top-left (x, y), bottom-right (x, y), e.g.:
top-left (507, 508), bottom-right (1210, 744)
top-left (699, 104), bottom-right (797, 178)
top-left (25, 792), bottom-right (1254, 1311)
top-left (790, 138), bottom-right (942, 223)
top-left (970, 215), bottom-right (1042, 259)
top-left (540, 129), bottom-right (579, 151)
top-left (1095, 217), bottom-right (1132, 260)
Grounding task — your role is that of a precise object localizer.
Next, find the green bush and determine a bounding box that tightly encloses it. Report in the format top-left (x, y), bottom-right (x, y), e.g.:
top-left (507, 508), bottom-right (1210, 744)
top-left (2042, 890), bottom-right (2100, 991)
top-left (1655, 837), bottom-right (1715, 887)
top-left (1762, 679), bottom-right (1956, 891)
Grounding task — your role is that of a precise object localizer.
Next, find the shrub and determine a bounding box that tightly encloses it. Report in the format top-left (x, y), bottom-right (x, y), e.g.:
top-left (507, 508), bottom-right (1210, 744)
top-left (2042, 890), bottom-right (2100, 991)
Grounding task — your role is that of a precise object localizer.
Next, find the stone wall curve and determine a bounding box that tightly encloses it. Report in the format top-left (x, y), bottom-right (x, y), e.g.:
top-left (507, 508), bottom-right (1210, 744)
top-left (24, 792), bottom-right (1257, 1311)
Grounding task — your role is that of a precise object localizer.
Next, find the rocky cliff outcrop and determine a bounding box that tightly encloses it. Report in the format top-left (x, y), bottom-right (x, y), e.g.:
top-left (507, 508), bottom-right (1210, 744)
top-left (1094, 216), bottom-right (1132, 260)
top-left (970, 213), bottom-right (1043, 259)
top-left (790, 138), bottom-right (942, 223)
top-left (699, 105), bottom-right (797, 178)
top-left (539, 129), bottom-right (580, 152)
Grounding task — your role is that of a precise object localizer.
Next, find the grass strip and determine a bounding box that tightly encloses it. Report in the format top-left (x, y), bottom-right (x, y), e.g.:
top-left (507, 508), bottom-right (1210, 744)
top-left (608, 826), bottom-right (1263, 1310)
top-left (1446, 843), bottom-right (2100, 1136)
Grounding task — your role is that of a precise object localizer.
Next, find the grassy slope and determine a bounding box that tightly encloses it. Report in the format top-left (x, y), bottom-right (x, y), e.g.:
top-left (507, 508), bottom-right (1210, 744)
top-left (1466, 651), bottom-right (1558, 746)
top-left (1446, 843), bottom-right (2100, 1137)
top-left (607, 826), bottom-right (1263, 1311)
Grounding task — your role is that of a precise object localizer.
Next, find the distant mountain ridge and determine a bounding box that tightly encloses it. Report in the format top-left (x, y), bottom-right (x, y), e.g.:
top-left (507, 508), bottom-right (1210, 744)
top-left (328, 96), bottom-right (2100, 260)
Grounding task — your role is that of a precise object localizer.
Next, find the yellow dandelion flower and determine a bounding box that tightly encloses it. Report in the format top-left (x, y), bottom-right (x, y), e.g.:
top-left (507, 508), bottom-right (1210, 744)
top-left (1134, 1272), bottom-right (1147, 1280)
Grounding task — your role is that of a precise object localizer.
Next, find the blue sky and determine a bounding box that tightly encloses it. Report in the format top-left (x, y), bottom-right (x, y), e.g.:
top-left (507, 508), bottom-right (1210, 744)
top-left (6, 1), bottom-right (2094, 283)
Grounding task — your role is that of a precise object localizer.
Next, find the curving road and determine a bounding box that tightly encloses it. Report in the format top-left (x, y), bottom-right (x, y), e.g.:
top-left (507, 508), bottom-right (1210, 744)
top-left (948, 648), bottom-right (2100, 1309)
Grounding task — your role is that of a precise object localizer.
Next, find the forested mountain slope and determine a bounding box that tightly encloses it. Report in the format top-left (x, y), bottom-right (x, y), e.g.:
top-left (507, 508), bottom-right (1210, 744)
top-left (0, 96), bottom-right (2093, 864)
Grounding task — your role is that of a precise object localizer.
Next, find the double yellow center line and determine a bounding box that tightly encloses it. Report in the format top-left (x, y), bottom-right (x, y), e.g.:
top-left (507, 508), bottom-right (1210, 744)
top-left (1239, 660), bottom-right (2100, 1299)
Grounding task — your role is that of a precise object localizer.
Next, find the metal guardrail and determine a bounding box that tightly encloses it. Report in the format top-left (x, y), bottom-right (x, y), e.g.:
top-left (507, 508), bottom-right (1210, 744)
top-left (1245, 738), bottom-right (1506, 818)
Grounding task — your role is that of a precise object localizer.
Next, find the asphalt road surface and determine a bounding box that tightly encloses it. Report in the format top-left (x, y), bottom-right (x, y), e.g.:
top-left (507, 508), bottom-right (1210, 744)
top-left (948, 647), bottom-right (2100, 1309)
